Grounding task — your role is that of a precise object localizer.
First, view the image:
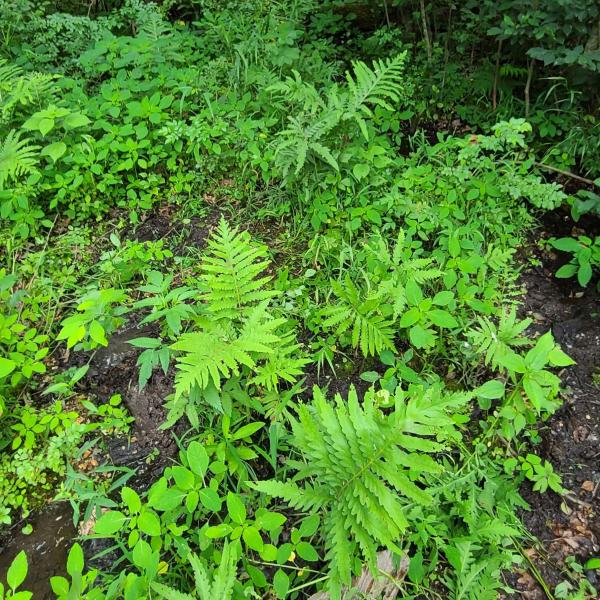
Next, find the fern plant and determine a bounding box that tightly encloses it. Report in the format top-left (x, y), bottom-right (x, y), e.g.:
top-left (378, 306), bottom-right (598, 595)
top-left (152, 542), bottom-right (237, 600)
top-left (0, 59), bottom-right (57, 126)
top-left (319, 230), bottom-right (445, 358)
top-left (0, 130), bottom-right (39, 189)
top-left (252, 384), bottom-right (470, 598)
top-left (466, 307), bottom-right (532, 371)
top-left (273, 54), bottom-right (406, 178)
top-left (320, 276), bottom-right (396, 357)
top-left (199, 219), bottom-right (277, 319)
top-left (164, 219), bottom-right (307, 426)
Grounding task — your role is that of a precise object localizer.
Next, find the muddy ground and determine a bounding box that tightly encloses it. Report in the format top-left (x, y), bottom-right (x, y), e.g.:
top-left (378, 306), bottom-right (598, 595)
top-left (512, 212), bottom-right (600, 597)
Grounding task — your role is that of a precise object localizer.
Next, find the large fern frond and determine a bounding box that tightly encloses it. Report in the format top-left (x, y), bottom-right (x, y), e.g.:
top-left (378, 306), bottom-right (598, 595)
top-left (252, 384), bottom-right (470, 597)
top-left (343, 54), bottom-right (407, 138)
top-left (0, 130), bottom-right (39, 188)
top-left (200, 218), bottom-right (278, 319)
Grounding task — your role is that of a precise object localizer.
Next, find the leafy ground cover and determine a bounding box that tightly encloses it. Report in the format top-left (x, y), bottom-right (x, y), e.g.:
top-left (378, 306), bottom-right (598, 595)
top-left (0, 1), bottom-right (599, 599)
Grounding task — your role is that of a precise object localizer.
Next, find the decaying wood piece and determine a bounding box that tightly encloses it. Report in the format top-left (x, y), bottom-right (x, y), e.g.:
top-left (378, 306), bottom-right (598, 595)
top-left (308, 551), bottom-right (408, 600)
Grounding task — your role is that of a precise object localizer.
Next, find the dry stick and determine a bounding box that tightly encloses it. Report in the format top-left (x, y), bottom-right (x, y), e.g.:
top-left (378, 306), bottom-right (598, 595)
top-left (419, 0), bottom-right (432, 60)
top-left (492, 39), bottom-right (503, 110)
top-left (533, 161), bottom-right (599, 188)
top-left (524, 57), bottom-right (535, 118)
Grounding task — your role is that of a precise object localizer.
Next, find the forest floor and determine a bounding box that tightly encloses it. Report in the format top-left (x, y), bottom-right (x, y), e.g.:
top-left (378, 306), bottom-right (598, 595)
top-left (0, 203), bottom-right (598, 599)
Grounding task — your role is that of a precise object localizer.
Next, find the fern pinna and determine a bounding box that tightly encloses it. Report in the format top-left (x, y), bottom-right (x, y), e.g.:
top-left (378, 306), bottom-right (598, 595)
top-left (252, 384), bottom-right (470, 598)
top-left (164, 219), bottom-right (307, 426)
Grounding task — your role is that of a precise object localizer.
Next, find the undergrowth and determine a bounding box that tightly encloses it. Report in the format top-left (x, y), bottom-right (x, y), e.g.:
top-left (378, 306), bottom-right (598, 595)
top-left (0, 1), bottom-right (599, 599)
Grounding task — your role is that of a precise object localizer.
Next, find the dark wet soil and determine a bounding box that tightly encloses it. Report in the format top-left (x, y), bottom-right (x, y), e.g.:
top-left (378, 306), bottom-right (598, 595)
top-left (0, 503), bottom-right (75, 599)
top-left (514, 212), bottom-right (600, 595)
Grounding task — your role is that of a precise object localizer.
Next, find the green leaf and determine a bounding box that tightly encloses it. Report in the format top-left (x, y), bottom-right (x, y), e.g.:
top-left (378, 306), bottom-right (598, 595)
top-left (231, 422), bottom-right (264, 440)
top-left (0, 357), bottom-right (17, 379)
top-left (63, 113), bottom-right (91, 129)
top-left (243, 526), bottom-right (264, 551)
top-left (41, 142), bottom-right (66, 162)
top-left (121, 487), bottom-right (141, 513)
top-left (256, 511), bottom-right (287, 531)
top-left (187, 441), bottom-right (209, 477)
top-left (585, 557), bottom-right (600, 570)
top-left (299, 514), bottom-right (320, 538)
top-left (205, 523), bottom-right (232, 538)
top-left (66, 544), bottom-right (84, 577)
top-left (128, 337), bottom-right (161, 349)
top-left (137, 510), bottom-right (161, 537)
top-left (476, 380), bottom-right (505, 400)
top-left (432, 291), bottom-right (453, 306)
top-left (548, 346), bottom-right (575, 367)
top-left (171, 466), bottom-right (195, 491)
top-left (88, 320), bottom-right (108, 346)
top-left (408, 552), bottom-right (425, 583)
top-left (94, 510), bottom-right (128, 535)
top-left (409, 324), bottom-right (435, 348)
top-left (399, 307), bottom-right (420, 328)
top-left (296, 541), bottom-right (319, 562)
top-left (428, 309), bottom-right (458, 328)
top-left (578, 262), bottom-right (593, 286)
top-left (147, 486), bottom-right (186, 511)
top-left (7, 551), bottom-right (27, 590)
top-left (405, 280), bottom-right (423, 306)
top-left (352, 163), bottom-right (370, 180)
top-left (226, 493), bottom-right (247, 525)
top-left (555, 263), bottom-right (578, 278)
top-left (551, 237), bottom-right (581, 252)
top-left (199, 488), bottom-right (221, 512)
top-left (50, 576), bottom-right (69, 595)
top-left (38, 118), bottom-right (54, 136)
top-left (273, 569), bottom-right (289, 599)
top-left (359, 371), bottom-right (380, 383)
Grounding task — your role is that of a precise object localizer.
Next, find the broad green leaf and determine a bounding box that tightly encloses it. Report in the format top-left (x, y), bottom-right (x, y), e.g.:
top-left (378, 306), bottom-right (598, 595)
top-left (41, 142), bottom-right (66, 162)
top-left (296, 541), bottom-right (319, 562)
top-left (428, 309), bottom-right (458, 328)
top-left (352, 163), bottom-right (370, 180)
top-left (256, 511), bottom-right (286, 531)
top-left (409, 324), bottom-right (435, 348)
top-left (405, 280), bottom-right (423, 306)
top-left (0, 357), bottom-right (17, 379)
top-left (555, 263), bottom-right (577, 278)
top-left (89, 320), bottom-right (107, 346)
top-left (399, 307), bottom-right (420, 328)
top-left (226, 493), bottom-right (246, 525)
top-left (243, 526), bottom-right (264, 551)
top-left (187, 441), bottom-right (209, 477)
top-left (273, 568), bottom-right (290, 599)
top-left (205, 523), bottom-right (232, 538)
top-left (66, 543), bottom-right (84, 577)
top-left (171, 466), bottom-right (195, 491)
top-left (63, 113), bottom-right (91, 129)
top-left (231, 422), bottom-right (264, 440)
top-left (7, 551), bottom-right (27, 589)
top-left (137, 510), bottom-right (161, 537)
top-left (121, 487), bottom-right (141, 513)
top-left (94, 510), bottom-right (128, 535)
top-left (476, 380), bottom-right (505, 400)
